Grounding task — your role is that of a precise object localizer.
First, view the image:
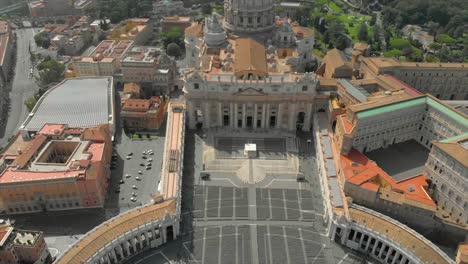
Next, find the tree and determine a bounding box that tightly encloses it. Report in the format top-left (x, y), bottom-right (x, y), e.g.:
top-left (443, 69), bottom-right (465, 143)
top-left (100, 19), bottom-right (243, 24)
top-left (357, 21), bottom-right (369, 42)
top-left (161, 27), bottom-right (184, 49)
top-left (37, 58), bottom-right (65, 85)
top-left (34, 32), bottom-right (50, 49)
top-left (167, 43), bottom-right (181, 58)
top-left (201, 3), bottom-right (212, 15)
top-left (25, 97), bottom-right (37, 112)
top-left (100, 19), bottom-right (110, 31)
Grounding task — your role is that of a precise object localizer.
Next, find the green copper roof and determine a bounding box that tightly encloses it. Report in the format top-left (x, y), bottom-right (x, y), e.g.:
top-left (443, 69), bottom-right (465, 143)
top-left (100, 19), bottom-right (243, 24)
top-left (440, 132), bottom-right (468, 143)
top-left (356, 96), bottom-right (468, 129)
top-left (356, 97), bottom-right (426, 119)
top-left (426, 98), bottom-right (468, 128)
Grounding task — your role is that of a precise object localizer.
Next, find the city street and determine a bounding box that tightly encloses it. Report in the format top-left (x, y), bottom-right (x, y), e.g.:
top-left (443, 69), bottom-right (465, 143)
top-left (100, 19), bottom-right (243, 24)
top-left (0, 27), bottom-right (40, 147)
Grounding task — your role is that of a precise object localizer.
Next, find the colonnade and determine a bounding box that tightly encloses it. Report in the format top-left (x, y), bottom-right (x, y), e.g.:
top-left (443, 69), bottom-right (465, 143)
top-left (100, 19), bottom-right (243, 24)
top-left (188, 101), bottom-right (315, 131)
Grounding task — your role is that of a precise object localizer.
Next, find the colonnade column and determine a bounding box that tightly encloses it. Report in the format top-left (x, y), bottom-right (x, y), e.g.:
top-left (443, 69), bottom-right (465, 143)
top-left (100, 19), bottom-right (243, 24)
top-left (187, 102), bottom-right (196, 129)
top-left (288, 103), bottom-right (297, 131)
top-left (204, 102), bottom-right (211, 128)
top-left (242, 104), bottom-right (246, 128)
top-left (261, 103), bottom-right (266, 128)
top-left (303, 103), bottom-right (313, 131)
top-left (276, 103), bottom-right (283, 129)
top-left (218, 102), bottom-right (222, 127)
top-left (234, 103), bottom-right (238, 128)
top-left (230, 103), bottom-right (234, 128)
top-left (254, 104), bottom-right (258, 129)
top-left (265, 104), bottom-right (270, 129)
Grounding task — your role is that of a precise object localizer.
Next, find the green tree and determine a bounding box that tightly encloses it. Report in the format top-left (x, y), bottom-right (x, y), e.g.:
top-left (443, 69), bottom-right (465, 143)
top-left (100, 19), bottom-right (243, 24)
top-left (167, 43), bottom-right (181, 58)
top-left (161, 27), bottom-right (184, 49)
top-left (357, 21), bottom-right (369, 42)
top-left (37, 58), bottom-right (65, 85)
top-left (201, 3), bottom-right (212, 15)
top-left (34, 32), bottom-right (50, 49)
top-left (25, 97), bottom-right (37, 112)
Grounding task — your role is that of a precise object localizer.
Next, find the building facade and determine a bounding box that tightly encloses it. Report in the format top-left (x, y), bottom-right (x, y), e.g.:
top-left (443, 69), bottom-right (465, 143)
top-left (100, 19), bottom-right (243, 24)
top-left (0, 124), bottom-right (112, 215)
top-left (359, 57), bottom-right (468, 100)
top-left (425, 134), bottom-right (468, 226)
top-left (0, 20), bottom-right (14, 87)
top-left (184, 3), bottom-right (320, 131)
top-left (120, 46), bottom-right (177, 95)
top-left (121, 97), bottom-right (167, 131)
top-left (0, 223), bottom-right (51, 264)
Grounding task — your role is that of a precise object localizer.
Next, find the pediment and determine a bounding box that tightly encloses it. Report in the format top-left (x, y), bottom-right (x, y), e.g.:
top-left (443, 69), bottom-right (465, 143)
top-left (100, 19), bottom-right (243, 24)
top-left (234, 87), bottom-right (267, 96)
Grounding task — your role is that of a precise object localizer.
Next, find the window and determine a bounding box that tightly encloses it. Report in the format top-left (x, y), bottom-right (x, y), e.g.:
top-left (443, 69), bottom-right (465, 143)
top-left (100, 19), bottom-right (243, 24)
top-left (194, 83), bottom-right (199, 89)
top-left (302, 85), bottom-right (307, 91)
top-left (257, 17), bottom-right (261, 23)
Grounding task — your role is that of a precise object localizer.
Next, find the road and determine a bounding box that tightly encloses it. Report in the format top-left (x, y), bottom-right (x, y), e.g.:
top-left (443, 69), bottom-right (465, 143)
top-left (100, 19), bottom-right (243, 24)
top-left (0, 28), bottom-right (39, 147)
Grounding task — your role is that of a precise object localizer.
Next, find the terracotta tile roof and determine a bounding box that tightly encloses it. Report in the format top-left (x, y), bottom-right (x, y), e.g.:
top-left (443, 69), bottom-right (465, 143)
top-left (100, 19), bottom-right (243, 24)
top-left (341, 149), bottom-right (436, 208)
top-left (13, 135), bottom-right (48, 168)
top-left (122, 99), bottom-right (151, 112)
top-left (184, 23), bottom-right (204, 37)
top-left (81, 125), bottom-right (110, 143)
top-left (322, 48), bottom-right (352, 78)
top-left (0, 225), bottom-right (13, 247)
top-left (1, 133), bottom-right (29, 157)
top-left (56, 199), bottom-right (176, 264)
top-left (38, 124), bottom-right (66, 136)
top-left (349, 206), bottom-right (452, 264)
top-left (234, 38), bottom-right (267, 78)
top-left (123, 83), bottom-right (141, 95)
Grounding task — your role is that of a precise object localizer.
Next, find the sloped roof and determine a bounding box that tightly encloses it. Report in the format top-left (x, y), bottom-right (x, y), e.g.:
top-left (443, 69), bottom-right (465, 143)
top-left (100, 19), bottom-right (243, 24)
top-left (234, 38), bottom-right (267, 78)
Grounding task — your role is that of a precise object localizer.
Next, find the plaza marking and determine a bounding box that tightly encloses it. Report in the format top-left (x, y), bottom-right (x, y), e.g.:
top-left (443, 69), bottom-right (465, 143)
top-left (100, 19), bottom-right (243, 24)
top-left (310, 244), bottom-right (326, 264)
top-left (134, 250), bottom-right (170, 264)
top-left (263, 179), bottom-right (299, 188)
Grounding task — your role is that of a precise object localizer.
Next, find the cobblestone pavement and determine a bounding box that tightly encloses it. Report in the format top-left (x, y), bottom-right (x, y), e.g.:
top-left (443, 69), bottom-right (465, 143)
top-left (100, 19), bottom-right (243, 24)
top-left (127, 130), bottom-right (372, 264)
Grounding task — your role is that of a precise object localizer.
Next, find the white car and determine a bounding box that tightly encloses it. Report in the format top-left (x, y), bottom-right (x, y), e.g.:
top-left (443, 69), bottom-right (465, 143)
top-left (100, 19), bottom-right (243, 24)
top-left (125, 174), bottom-right (131, 178)
top-left (132, 185), bottom-right (138, 189)
top-left (130, 197), bottom-right (137, 202)
top-left (136, 176), bottom-right (141, 181)
top-left (126, 156), bottom-right (132, 160)
top-left (148, 158), bottom-right (153, 162)
top-left (138, 171), bottom-right (143, 174)
top-left (131, 192), bottom-right (137, 197)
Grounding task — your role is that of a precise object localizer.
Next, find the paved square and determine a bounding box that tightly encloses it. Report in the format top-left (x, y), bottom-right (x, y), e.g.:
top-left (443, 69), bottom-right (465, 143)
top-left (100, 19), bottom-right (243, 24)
top-left (127, 130), bottom-right (371, 264)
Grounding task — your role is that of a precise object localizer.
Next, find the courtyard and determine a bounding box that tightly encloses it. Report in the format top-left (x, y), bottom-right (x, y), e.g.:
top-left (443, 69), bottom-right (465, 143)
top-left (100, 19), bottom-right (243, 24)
top-left (127, 129), bottom-right (371, 264)
top-left (366, 140), bottom-right (430, 182)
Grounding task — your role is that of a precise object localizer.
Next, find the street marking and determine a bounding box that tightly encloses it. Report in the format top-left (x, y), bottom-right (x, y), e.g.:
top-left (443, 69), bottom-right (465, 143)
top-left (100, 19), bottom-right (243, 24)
top-left (263, 179), bottom-right (298, 188)
top-left (311, 244), bottom-right (326, 264)
top-left (337, 253), bottom-right (349, 264)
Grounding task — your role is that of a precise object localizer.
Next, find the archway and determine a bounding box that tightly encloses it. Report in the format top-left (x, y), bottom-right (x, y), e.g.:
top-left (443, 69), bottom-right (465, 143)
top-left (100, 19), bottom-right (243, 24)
top-left (166, 226), bottom-right (174, 241)
top-left (246, 116), bottom-right (253, 128)
top-left (317, 108), bottom-right (326, 113)
top-left (296, 112), bottom-right (305, 130)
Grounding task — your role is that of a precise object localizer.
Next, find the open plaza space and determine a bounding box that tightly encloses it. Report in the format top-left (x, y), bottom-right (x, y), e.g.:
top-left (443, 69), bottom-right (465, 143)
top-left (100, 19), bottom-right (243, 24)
top-left (366, 140), bottom-right (430, 182)
top-left (126, 129), bottom-right (372, 264)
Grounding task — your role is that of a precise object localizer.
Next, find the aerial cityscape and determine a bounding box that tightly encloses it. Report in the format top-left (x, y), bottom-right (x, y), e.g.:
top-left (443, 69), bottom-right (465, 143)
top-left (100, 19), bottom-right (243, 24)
top-left (0, 0), bottom-right (466, 263)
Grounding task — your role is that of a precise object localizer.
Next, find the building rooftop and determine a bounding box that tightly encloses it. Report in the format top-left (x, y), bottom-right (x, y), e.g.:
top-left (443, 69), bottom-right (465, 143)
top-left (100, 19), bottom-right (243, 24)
top-left (185, 23), bottom-right (204, 37)
top-left (56, 199), bottom-right (176, 264)
top-left (0, 20), bottom-right (10, 66)
top-left (0, 225), bottom-right (14, 247)
top-left (121, 46), bottom-right (161, 63)
top-left (20, 77), bottom-right (114, 132)
top-left (12, 230), bottom-right (41, 247)
top-left (434, 133), bottom-right (468, 167)
top-left (0, 125), bottom-right (109, 184)
top-left (341, 149), bottom-right (436, 209)
top-left (123, 83), bottom-right (141, 95)
top-left (122, 99), bottom-right (151, 112)
top-left (234, 38), bottom-right (268, 78)
top-left (349, 205), bottom-right (453, 264)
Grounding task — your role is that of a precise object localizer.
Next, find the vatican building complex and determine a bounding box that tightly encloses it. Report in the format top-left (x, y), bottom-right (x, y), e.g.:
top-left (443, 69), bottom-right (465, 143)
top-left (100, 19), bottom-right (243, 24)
top-left (1, 0), bottom-right (467, 264)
